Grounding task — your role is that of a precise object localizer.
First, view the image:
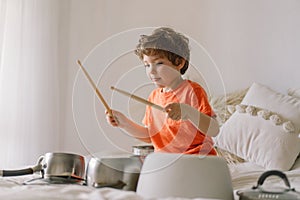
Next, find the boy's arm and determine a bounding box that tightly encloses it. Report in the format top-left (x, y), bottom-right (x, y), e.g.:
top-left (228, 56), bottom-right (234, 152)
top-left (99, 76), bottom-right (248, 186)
top-left (164, 103), bottom-right (219, 137)
top-left (106, 110), bottom-right (151, 143)
top-left (120, 118), bottom-right (151, 143)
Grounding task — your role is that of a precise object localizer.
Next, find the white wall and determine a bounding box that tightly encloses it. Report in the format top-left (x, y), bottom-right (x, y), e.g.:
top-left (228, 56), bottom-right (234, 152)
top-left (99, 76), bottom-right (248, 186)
top-left (61, 0), bottom-right (300, 155)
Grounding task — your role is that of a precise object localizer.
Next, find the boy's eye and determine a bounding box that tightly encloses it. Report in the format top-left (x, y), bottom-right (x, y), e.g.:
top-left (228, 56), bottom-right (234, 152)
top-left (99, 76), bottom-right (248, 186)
top-left (144, 61), bottom-right (163, 68)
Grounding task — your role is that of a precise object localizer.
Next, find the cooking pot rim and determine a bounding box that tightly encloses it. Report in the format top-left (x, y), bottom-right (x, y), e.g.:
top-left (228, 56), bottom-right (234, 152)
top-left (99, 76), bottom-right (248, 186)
top-left (44, 152), bottom-right (84, 159)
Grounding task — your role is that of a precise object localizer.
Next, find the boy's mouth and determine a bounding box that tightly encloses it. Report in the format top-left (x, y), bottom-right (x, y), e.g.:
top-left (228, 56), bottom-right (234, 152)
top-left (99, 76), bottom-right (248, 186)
top-left (151, 77), bottom-right (161, 82)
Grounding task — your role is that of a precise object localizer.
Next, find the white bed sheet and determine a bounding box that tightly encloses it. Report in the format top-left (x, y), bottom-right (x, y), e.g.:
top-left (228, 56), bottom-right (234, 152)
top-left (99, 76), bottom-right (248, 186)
top-left (0, 158), bottom-right (299, 200)
top-left (0, 175), bottom-right (220, 200)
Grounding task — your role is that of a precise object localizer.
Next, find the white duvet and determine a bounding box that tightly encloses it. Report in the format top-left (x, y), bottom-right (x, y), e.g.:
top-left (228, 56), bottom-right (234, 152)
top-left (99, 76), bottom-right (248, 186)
top-left (1, 158), bottom-right (299, 200)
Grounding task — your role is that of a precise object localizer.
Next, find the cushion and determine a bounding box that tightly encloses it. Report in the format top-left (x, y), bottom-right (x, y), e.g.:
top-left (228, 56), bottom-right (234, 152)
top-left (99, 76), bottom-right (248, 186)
top-left (288, 88), bottom-right (300, 99)
top-left (210, 88), bottom-right (248, 164)
top-left (214, 82), bottom-right (300, 170)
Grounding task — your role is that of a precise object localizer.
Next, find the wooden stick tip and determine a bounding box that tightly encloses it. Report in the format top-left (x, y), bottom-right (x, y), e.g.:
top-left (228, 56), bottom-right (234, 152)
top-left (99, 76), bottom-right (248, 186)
top-left (77, 60), bottom-right (82, 65)
top-left (110, 86), bottom-right (115, 90)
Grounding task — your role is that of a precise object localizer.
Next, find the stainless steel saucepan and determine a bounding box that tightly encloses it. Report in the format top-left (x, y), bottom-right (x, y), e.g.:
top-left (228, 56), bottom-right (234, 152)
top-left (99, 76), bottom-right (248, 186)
top-left (86, 145), bottom-right (154, 191)
top-left (86, 155), bottom-right (142, 191)
top-left (42, 152), bottom-right (85, 181)
top-left (0, 152), bottom-right (85, 182)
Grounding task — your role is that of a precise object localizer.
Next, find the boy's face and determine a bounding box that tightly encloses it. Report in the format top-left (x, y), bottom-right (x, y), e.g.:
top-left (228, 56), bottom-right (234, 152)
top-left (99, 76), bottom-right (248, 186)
top-left (143, 54), bottom-right (183, 89)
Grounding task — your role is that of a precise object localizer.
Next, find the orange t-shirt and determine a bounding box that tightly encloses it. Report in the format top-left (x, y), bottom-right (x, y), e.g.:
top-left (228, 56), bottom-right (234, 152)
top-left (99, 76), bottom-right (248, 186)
top-left (143, 80), bottom-right (216, 155)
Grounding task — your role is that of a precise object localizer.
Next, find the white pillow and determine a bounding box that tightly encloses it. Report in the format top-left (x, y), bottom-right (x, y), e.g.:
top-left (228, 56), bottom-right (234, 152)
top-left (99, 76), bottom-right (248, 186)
top-left (288, 88), bottom-right (300, 99)
top-left (214, 82), bottom-right (300, 170)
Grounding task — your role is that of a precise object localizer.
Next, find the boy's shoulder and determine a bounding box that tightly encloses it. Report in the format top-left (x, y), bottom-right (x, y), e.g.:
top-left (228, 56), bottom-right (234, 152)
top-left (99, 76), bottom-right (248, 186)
top-left (186, 80), bottom-right (208, 97)
top-left (186, 80), bottom-right (204, 90)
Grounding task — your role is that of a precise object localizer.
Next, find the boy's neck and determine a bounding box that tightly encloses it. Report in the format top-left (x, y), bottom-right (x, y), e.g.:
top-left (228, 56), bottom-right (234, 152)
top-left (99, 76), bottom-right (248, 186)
top-left (163, 76), bottom-right (184, 92)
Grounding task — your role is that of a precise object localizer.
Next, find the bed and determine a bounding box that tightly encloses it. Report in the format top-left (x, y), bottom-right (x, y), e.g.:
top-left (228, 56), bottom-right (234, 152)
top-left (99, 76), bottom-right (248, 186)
top-left (0, 158), bottom-right (299, 200)
top-left (0, 83), bottom-right (299, 200)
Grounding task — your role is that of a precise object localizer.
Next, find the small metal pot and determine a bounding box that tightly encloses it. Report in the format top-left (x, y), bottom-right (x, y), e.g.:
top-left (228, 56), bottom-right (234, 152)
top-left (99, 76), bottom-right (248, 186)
top-left (86, 155), bottom-right (142, 191)
top-left (132, 144), bottom-right (154, 157)
top-left (0, 152), bottom-right (85, 183)
top-left (132, 144), bottom-right (154, 163)
top-left (42, 152), bottom-right (85, 181)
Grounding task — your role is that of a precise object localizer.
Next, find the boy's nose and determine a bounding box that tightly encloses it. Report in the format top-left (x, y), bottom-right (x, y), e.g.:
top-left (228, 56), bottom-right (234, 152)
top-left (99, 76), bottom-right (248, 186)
top-left (149, 65), bottom-right (156, 74)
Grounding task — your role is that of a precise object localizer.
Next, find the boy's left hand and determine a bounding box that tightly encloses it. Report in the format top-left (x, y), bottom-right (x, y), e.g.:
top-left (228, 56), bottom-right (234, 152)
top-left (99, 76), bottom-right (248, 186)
top-left (164, 103), bottom-right (189, 121)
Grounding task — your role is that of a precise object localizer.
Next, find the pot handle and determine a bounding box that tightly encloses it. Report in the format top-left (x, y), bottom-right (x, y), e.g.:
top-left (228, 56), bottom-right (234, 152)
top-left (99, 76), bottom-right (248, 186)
top-left (0, 168), bottom-right (34, 177)
top-left (0, 155), bottom-right (44, 177)
top-left (253, 170), bottom-right (292, 190)
top-left (35, 155), bottom-right (45, 177)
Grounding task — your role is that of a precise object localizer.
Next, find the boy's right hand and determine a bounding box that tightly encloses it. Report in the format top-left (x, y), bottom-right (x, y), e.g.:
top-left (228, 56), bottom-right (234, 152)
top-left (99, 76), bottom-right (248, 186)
top-left (105, 110), bottom-right (126, 128)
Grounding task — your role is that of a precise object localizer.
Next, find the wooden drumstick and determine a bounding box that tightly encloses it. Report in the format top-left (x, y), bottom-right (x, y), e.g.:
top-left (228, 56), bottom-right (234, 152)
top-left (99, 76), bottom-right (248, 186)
top-left (77, 60), bottom-right (113, 116)
top-left (111, 86), bottom-right (164, 112)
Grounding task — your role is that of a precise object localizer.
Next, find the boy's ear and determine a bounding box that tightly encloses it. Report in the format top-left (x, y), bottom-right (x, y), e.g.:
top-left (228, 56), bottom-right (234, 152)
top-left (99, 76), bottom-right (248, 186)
top-left (176, 58), bottom-right (186, 70)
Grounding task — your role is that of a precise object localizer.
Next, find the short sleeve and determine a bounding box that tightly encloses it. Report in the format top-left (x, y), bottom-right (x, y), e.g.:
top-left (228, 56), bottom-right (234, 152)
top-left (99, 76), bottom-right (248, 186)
top-left (190, 85), bottom-right (215, 117)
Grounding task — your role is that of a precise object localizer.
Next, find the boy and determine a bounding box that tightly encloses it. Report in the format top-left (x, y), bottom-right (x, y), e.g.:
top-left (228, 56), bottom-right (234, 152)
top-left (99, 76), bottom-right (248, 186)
top-left (106, 27), bottom-right (219, 155)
